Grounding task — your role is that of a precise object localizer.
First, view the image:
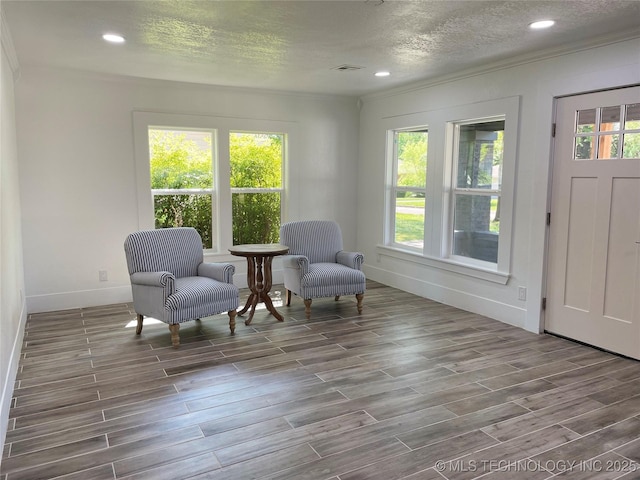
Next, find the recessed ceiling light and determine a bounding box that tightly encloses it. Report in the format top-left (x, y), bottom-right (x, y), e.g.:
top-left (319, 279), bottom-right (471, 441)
top-left (375, 71), bottom-right (391, 77)
top-left (102, 33), bottom-right (125, 43)
top-left (529, 20), bottom-right (555, 30)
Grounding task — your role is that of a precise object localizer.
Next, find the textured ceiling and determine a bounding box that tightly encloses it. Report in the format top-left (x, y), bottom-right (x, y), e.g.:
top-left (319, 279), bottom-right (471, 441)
top-left (2, 0), bottom-right (640, 96)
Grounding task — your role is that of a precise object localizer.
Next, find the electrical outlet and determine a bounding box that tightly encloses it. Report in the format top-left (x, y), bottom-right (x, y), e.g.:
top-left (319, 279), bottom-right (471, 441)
top-left (518, 286), bottom-right (527, 301)
top-left (99, 270), bottom-right (108, 282)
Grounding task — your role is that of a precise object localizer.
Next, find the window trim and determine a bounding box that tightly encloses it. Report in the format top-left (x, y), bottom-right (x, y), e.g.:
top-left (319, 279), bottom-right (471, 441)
top-left (380, 96), bottom-right (519, 283)
top-left (229, 130), bottom-right (286, 238)
top-left (147, 127), bottom-right (218, 250)
top-left (133, 111), bottom-right (296, 256)
top-left (387, 127), bottom-right (429, 252)
top-left (448, 115), bottom-right (505, 267)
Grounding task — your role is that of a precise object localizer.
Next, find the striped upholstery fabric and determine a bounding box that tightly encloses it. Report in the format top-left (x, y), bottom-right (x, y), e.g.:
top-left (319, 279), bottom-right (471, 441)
top-left (280, 220), bottom-right (365, 303)
top-left (280, 220), bottom-right (344, 264)
top-left (124, 227), bottom-right (239, 326)
top-left (124, 228), bottom-right (203, 278)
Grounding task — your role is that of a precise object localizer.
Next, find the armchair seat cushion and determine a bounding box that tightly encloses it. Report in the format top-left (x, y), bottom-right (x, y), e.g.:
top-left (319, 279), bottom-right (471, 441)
top-left (301, 263), bottom-right (366, 298)
top-left (166, 277), bottom-right (239, 311)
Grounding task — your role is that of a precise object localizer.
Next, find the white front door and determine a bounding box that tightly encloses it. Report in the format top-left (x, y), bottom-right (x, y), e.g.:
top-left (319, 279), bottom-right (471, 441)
top-left (546, 86), bottom-right (640, 359)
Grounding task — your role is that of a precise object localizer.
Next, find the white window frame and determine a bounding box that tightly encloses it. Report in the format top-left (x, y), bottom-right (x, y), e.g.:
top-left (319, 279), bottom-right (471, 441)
top-left (229, 130), bottom-right (286, 243)
top-left (133, 111), bottom-right (295, 258)
top-left (148, 126), bottom-right (218, 250)
top-left (380, 96), bottom-right (519, 284)
top-left (448, 116), bottom-right (505, 269)
top-left (387, 127), bottom-right (429, 252)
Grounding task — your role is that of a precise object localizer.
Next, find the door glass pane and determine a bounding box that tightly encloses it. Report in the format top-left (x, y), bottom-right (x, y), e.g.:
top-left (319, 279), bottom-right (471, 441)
top-left (394, 191), bottom-right (424, 248)
top-left (622, 133), bottom-right (640, 159)
top-left (600, 106), bottom-right (621, 132)
top-left (574, 136), bottom-right (595, 160)
top-left (456, 121), bottom-right (504, 189)
top-left (153, 194), bottom-right (213, 249)
top-left (453, 194), bottom-right (499, 263)
top-left (598, 134), bottom-right (619, 159)
top-left (232, 192), bottom-right (281, 245)
top-left (624, 104), bottom-right (640, 130)
top-left (576, 109), bottom-right (596, 134)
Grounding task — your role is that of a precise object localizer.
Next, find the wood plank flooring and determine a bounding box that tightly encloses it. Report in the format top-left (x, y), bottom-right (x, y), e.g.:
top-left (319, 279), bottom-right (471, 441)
top-left (3, 281), bottom-right (640, 479)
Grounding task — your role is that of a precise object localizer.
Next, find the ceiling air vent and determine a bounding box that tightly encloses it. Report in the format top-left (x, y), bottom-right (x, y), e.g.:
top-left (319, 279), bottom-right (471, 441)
top-left (332, 64), bottom-right (365, 72)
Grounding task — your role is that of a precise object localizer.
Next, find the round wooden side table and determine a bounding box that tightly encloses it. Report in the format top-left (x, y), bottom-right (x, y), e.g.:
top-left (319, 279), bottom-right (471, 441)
top-left (228, 243), bottom-right (289, 325)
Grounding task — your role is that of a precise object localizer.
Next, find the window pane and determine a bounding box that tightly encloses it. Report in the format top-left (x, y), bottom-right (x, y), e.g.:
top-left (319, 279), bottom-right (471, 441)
top-left (154, 194), bottom-right (213, 249)
top-left (597, 134), bottom-right (619, 159)
top-left (625, 104), bottom-right (640, 130)
top-left (396, 131), bottom-right (428, 188)
top-left (622, 133), bottom-right (640, 159)
top-left (456, 121), bottom-right (504, 189)
top-left (574, 136), bottom-right (595, 160)
top-left (394, 191), bottom-right (424, 248)
top-left (149, 129), bottom-right (212, 189)
top-left (453, 194), bottom-right (499, 263)
top-left (232, 192), bottom-right (281, 245)
top-left (576, 109), bottom-right (596, 133)
top-left (230, 133), bottom-right (283, 188)
top-left (600, 106), bottom-right (621, 132)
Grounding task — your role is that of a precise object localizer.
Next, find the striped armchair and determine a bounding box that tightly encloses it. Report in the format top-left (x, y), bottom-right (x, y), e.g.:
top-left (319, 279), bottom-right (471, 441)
top-left (280, 220), bottom-right (365, 318)
top-left (124, 227), bottom-right (239, 347)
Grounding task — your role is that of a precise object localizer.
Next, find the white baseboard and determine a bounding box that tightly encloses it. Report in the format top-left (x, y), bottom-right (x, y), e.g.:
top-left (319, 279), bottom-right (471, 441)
top-left (365, 265), bottom-right (526, 329)
top-left (0, 298), bottom-right (27, 454)
top-left (24, 269), bottom-right (286, 314)
top-left (26, 286), bottom-right (133, 314)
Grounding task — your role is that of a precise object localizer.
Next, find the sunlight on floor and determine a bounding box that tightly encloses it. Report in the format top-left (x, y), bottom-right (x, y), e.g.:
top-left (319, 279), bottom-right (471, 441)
top-left (125, 317), bottom-right (163, 328)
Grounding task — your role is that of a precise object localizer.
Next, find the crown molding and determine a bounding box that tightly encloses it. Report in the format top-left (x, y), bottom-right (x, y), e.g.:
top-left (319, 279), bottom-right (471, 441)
top-left (361, 28), bottom-right (640, 102)
top-left (1, 8), bottom-right (20, 79)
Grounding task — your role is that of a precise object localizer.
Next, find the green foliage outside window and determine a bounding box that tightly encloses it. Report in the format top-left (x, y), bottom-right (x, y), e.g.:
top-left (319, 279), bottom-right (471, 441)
top-left (230, 133), bottom-right (283, 245)
top-left (150, 130), bottom-right (214, 248)
top-left (149, 129), bottom-right (283, 249)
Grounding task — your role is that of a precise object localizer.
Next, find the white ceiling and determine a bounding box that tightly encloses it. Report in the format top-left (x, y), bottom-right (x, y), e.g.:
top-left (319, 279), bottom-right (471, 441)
top-left (2, 0), bottom-right (640, 96)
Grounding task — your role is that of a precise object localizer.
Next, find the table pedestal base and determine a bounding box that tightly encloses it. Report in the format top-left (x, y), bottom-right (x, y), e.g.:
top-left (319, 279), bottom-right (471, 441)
top-left (237, 255), bottom-right (284, 325)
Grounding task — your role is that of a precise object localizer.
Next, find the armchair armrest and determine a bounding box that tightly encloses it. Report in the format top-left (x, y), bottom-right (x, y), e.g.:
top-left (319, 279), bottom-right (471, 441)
top-left (198, 262), bottom-right (235, 283)
top-left (336, 251), bottom-right (364, 270)
top-left (130, 271), bottom-right (175, 297)
top-left (130, 271), bottom-right (175, 288)
top-left (282, 254), bottom-right (310, 275)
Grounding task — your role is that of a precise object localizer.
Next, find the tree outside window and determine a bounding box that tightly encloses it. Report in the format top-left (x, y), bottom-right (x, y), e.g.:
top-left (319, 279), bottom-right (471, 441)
top-left (230, 132), bottom-right (283, 245)
top-left (149, 129), bottom-right (215, 248)
top-left (148, 128), bottom-right (284, 250)
top-left (392, 129), bottom-right (428, 249)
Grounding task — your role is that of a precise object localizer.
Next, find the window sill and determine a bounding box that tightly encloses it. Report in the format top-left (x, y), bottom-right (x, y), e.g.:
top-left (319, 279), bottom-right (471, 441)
top-left (376, 245), bottom-right (510, 285)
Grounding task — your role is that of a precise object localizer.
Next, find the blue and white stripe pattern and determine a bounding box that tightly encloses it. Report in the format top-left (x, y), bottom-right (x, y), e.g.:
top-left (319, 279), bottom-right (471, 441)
top-left (124, 227), bottom-right (203, 278)
top-left (280, 220), bottom-right (366, 301)
top-left (124, 227), bottom-right (239, 325)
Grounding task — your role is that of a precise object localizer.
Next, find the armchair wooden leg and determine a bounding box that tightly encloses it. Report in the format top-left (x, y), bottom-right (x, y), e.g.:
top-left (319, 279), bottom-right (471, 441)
top-left (228, 310), bottom-right (236, 334)
top-left (136, 314), bottom-right (144, 335)
top-left (286, 289), bottom-right (291, 306)
top-left (169, 324), bottom-right (180, 348)
top-left (304, 299), bottom-right (312, 319)
top-left (356, 293), bottom-right (364, 314)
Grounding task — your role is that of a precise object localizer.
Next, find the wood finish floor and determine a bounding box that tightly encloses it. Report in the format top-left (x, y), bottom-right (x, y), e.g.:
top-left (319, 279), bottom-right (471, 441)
top-left (3, 281), bottom-right (640, 480)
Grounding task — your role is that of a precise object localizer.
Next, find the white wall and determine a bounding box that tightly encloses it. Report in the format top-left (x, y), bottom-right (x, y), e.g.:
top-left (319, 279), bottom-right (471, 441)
top-left (357, 38), bottom-right (640, 333)
top-left (0, 16), bottom-right (27, 451)
top-left (15, 68), bottom-right (360, 312)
